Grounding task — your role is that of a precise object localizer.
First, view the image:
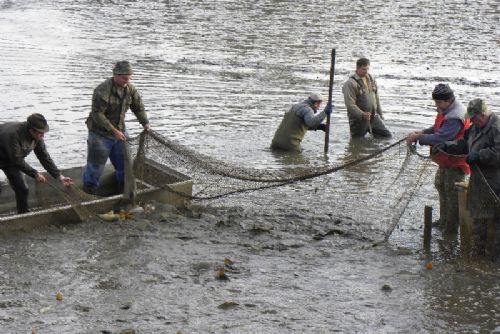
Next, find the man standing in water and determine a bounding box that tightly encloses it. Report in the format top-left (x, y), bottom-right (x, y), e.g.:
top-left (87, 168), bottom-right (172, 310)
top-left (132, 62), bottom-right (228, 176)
top-left (342, 58), bottom-right (391, 138)
top-left (270, 93), bottom-right (332, 152)
top-left (436, 99), bottom-right (500, 260)
top-left (0, 113), bottom-right (74, 213)
top-left (407, 84), bottom-right (470, 234)
top-left (83, 61), bottom-right (150, 194)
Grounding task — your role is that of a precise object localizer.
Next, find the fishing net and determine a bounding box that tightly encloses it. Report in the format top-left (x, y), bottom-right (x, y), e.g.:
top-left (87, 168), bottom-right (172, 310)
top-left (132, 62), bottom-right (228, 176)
top-left (6, 129), bottom-right (499, 245)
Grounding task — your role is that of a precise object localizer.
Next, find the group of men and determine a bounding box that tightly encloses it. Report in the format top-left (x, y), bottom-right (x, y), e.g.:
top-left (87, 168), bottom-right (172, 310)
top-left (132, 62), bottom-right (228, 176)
top-left (271, 57), bottom-right (499, 260)
top-left (271, 57), bottom-right (391, 152)
top-left (0, 61), bottom-right (149, 213)
top-left (1, 58), bottom-right (498, 260)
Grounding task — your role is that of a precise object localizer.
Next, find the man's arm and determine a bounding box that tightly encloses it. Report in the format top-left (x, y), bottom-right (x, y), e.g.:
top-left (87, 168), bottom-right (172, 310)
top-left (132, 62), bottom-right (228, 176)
top-left (418, 119), bottom-right (463, 146)
top-left (342, 79), bottom-right (365, 119)
top-left (33, 140), bottom-right (61, 179)
top-left (478, 128), bottom-right (500, 166)
top-left (297, 105), bottom-right (326, 129)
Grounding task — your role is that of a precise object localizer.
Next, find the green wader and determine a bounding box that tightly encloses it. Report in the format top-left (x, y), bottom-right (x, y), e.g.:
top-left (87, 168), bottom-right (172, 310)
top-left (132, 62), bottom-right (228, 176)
top-left (348, 76), bottom-right (391, 138)
top-left (271, 106), bottom-right (308, 152)
top-left (434, 167), bottom-right (466, 234)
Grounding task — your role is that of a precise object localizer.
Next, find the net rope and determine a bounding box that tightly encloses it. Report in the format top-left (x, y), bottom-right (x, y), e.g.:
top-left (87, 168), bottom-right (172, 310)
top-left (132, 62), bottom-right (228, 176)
top-left (4, 130), bottom-right (498, 243)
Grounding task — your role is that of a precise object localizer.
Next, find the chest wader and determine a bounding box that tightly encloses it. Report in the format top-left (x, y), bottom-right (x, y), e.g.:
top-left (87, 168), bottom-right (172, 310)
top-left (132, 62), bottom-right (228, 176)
top-left (271, 106), bottom-right (309, 152)
top-left (349, 76), bottom-right (391, 138)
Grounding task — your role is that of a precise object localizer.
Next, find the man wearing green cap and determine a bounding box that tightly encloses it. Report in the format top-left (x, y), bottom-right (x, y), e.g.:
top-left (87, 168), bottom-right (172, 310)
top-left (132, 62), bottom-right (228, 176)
top-left (0, 114), bottom-right (74, 213)
top-left (83, 60), bottom-right (150, 194)
top-left (270, 93), bottom-right (332, 152)
top-left (435, 98), bottom-right (500, 260)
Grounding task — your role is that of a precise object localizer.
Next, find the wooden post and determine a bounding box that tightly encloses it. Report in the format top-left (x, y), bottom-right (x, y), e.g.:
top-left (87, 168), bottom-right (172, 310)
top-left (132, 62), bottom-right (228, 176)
top-left (324, 48), bottom-right (335, 154)
top-left (424, 205), bottom-right (432, 249)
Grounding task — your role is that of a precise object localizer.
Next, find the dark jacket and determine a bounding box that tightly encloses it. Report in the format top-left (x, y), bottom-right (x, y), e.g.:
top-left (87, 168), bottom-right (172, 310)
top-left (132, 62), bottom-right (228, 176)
top-left (0, 122), bottom-right (61, 179)
top-left (86, 78), bottom-right (149, 138)
top-left (445, 113), bottom-right (500, 218)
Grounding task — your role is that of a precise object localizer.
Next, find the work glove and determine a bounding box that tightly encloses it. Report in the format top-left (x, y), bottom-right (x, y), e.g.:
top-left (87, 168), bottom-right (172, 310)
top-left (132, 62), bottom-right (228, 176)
top-left (323, 103), bottom-right (333, 116)
top-left (431, 142), bottom-right (446, 155)
top-left (315, 124), bottom-right (327, 132)
top-left (466, 151), bottom-right (479, 164)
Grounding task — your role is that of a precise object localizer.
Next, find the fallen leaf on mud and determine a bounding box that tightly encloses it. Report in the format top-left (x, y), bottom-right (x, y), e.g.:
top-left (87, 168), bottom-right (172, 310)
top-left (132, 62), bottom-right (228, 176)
top-left (215, 268), bottom-right (229, 281)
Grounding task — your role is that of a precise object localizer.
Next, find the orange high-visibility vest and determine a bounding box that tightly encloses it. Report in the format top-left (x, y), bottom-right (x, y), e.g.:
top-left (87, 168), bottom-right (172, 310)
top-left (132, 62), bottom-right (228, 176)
top-left (431, 113), bottom-right (471, 174)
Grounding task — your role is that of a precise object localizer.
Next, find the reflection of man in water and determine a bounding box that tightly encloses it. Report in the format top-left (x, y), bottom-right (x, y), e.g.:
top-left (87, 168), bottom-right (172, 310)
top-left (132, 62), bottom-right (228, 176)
top-left (342, 57), bottom-right (391, 138)
top-left (270, 93), bottom-right (332, 152)
top-left (407, 84), bottom-right (470, 234)
top-left (83, 61), bottom-right (150, 194)
top-left (437, 99), bottom-right (500, 260)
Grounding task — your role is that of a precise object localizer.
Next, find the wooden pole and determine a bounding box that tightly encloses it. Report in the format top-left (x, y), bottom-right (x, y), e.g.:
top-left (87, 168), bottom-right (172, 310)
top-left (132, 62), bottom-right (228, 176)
top-left (324, 48), bottom-right (335, 154)
top-left (424, 205), bottom-right (432, 249)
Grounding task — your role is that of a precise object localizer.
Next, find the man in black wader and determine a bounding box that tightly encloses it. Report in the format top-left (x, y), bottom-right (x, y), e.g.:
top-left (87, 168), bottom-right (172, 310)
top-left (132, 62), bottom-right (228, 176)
top-left (83, 60), bottom-right (150, 195)
top-left (342, 57), bottom-right (391, 138)
top-left (0, 114), bottom-right (74, 213)
top-left (436, 99), bottom-right (500, 261)
top-left (270, 93), bottom-right (332, 152)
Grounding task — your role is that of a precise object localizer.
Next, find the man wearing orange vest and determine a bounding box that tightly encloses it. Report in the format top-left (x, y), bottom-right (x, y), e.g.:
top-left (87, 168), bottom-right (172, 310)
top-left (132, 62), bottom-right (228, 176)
top-left (406, 84), bottom-right (471, 234)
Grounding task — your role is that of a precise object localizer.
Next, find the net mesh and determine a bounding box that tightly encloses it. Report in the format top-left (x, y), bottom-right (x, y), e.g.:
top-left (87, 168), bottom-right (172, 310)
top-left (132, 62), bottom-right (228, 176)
top-left (3, 130), bottom-right (499, 243)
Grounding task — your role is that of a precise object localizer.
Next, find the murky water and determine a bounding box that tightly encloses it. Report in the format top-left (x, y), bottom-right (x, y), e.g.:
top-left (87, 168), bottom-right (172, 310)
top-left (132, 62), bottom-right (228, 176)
top-left (0, 0), bottom-right (499, 332)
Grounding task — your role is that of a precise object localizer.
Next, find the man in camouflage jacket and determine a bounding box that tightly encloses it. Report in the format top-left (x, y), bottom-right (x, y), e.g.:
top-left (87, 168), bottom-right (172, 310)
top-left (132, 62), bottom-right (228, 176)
top-left (83, 61), bottom-right (150, 194)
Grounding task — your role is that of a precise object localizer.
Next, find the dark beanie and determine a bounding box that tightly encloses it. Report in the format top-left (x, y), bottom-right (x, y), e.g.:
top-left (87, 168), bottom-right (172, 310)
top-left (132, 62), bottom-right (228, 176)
top-left (432, 83), bottom-right (454, 101)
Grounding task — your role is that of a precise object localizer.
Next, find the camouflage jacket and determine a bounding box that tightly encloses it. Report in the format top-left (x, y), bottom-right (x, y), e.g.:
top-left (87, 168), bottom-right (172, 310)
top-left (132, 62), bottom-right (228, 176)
top-left (0, 122), bottom-right (61, 179)
top-left (86, 78), bottom-right (149, 138)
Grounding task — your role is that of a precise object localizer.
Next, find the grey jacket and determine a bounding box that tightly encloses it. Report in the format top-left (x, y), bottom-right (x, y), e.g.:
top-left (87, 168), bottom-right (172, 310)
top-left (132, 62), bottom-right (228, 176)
top-left (445, 113), bottom-right (500, 218)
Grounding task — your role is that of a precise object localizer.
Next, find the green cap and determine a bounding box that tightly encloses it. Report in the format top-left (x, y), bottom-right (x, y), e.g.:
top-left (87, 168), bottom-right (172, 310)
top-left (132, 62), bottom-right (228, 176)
top-left (113, 61), bottom-right (133, 75)
top-left (466, 98), bottom-right (489, 119)
top-left (309, 93), bottom-right (324, 102)
top-left (27, 113), bottom-right (49, 133)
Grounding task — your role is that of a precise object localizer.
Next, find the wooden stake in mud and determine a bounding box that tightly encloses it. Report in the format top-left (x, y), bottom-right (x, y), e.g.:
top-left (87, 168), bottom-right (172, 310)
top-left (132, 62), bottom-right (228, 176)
top-left (424, 205), bottom-right (432, 249)
top-left (324, 48), bottom-right (335, 154)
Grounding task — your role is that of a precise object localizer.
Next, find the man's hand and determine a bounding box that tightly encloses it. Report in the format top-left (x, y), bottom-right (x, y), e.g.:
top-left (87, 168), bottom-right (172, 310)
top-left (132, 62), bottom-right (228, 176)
top-left (58, 175), bottom-right (74, 187)
top-left (112, 128), bottom-right (127, 141)
top-left (362, 112), bottom-right (371, 121)
top-left (143, 123), bottom-right (151, 131)
top-left (35, 173), bottom-right (47, 183)
top-left (406, 132), bottom-right (421, 145)
top-left (323, 103), bottom-right (333, 116)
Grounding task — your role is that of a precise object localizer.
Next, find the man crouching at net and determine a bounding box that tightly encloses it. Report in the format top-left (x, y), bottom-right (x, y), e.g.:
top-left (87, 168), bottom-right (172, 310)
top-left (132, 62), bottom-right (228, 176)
top-left (0, 114), bottom-right (74, 213)
top-left (83, 61), bottom-right (150, 195)
top-left (270, 93), bottom-right (333, 152)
